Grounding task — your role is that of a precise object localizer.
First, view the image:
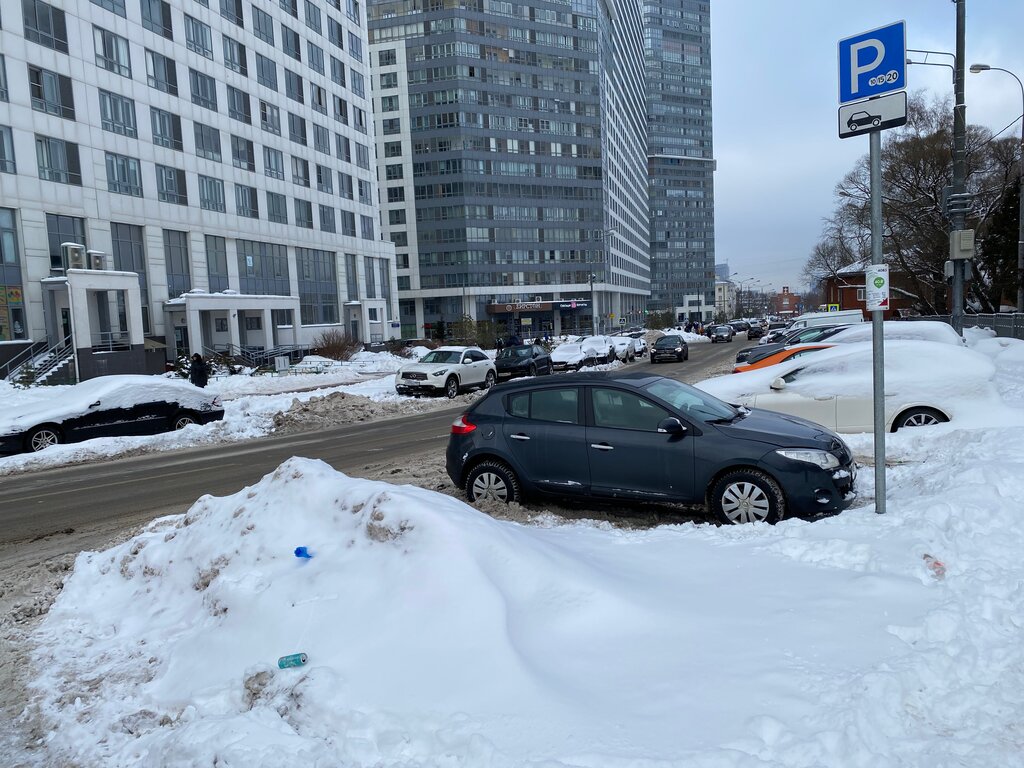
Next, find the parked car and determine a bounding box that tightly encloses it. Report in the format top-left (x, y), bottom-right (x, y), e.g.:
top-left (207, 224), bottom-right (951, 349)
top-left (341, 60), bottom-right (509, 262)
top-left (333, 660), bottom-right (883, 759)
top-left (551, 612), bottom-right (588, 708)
top-left (551, 336), bottom-right (615, 371)
top-left (0, 375), bottom-right (224, 454)
top-left (746, 324), bottom-right (765, 340)
top-left (822, 320), bottom-right (966, 346)
top-left (495, 344), bottom-right (553, 380)
top-left (728, 320), bottom-right (751, 333)
top-left (395, 346), bottom-right (496, 398)
top-left (650, 334), bottom-right (689, 363)
top-left (633, 336), bottom-right (649, 357)
top-left (446, 371), bottom-right (857, 525)
top-left (733, 344), bottom-right (836, 373)
top-left (709, 325), bottom-right (735, 343)
top-left (611, 336), bottom-right (639, 362)
top-left (698, 340), bottom-right (1002, 434)
top-left (737, 324), bottom-right (851, 365)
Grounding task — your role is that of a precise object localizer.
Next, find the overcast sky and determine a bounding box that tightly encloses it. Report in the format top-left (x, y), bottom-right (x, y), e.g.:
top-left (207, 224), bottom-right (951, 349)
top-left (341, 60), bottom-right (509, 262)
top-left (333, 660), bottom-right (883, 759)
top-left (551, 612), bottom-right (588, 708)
top-left (711, 0), bottom-right (1024, 295)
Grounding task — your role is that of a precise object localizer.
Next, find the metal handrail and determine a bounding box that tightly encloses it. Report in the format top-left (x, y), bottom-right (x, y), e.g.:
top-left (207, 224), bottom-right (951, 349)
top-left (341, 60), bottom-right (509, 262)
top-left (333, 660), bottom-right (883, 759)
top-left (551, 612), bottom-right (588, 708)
top-left (3, 334), bottom-right (73, 382)
top-left (1, 340), bottom-right (48, 381)
top-left (91, 330), bottom-right (132, 351)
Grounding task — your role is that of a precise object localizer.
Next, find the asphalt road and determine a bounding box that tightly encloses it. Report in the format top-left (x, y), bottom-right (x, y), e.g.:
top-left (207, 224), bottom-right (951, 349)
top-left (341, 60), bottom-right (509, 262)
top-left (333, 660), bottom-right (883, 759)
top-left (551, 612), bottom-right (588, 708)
top-left (0, 335), bottom-right (745, 549)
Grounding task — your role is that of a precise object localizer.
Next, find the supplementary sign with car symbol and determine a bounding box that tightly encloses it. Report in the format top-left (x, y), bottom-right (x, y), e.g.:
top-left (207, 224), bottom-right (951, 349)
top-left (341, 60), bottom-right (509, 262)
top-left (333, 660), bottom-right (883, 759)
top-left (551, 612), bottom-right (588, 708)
top-left (838, 90), bottom-right (907, 138)
top-left (837, 20), bottom-right (907, 140)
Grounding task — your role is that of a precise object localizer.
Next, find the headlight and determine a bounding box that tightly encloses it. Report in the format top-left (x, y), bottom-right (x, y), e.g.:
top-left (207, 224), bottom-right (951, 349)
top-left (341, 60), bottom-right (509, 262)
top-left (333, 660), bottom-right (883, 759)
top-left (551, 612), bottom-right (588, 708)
top-left (431, 369), bottom-right (448, 377)
top-left (775, 449), bottom-right (840, 470)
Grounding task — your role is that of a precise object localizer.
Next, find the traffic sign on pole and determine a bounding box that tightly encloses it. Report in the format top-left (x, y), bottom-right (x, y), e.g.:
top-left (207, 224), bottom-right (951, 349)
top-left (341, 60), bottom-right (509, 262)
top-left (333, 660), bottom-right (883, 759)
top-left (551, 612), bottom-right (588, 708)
top-left (838, 90), bottom-right (907, 139)
top-left (838, 21), bottom-right (906, 104)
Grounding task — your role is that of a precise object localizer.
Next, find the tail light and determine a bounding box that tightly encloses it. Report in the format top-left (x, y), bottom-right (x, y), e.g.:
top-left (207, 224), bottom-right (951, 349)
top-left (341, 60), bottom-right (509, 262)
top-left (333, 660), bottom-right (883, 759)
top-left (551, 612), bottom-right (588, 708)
top-left (451, 414), bottom-right (477, 434)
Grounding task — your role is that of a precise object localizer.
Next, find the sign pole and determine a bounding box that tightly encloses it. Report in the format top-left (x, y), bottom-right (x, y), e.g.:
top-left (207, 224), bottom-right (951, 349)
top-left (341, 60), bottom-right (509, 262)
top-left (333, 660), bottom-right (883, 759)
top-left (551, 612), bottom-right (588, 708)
top-left (869, 130), bottom-right (886, 515)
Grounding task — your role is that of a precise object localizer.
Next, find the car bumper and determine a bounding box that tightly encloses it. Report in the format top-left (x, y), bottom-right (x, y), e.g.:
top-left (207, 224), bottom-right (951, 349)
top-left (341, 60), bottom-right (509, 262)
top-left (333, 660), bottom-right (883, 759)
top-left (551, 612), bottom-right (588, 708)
top-left (650, 351), bottom-right (682, 361)
top-left (763, 456), bottom-right (857, 519)
top-left (396, 381), bottom-right (444, 394)
top-left (0, 432), bottom-right (24, 454)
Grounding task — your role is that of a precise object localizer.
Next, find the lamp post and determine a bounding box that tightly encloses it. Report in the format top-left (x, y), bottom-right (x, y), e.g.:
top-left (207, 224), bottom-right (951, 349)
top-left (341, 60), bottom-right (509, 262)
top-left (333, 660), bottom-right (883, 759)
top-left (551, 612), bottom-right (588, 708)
top-left (588, 271), bottom-right (598, 336)
top-left (971, 63), bottom-right (1024, 312)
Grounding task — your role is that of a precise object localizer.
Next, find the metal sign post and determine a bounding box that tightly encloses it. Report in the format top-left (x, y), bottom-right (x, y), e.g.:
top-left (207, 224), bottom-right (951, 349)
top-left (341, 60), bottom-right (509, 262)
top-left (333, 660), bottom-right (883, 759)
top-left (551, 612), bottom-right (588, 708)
top-left (868, 132), bottom-right (886, 515)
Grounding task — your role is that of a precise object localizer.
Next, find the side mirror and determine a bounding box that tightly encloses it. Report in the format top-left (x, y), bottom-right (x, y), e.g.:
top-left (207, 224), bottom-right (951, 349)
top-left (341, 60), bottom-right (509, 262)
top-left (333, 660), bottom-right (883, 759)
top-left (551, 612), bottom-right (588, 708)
top-left (770, 377), bottom-right (786, 391)
top-left (657, 417), bottom-right (687, 435)
top-left (88, 400), bottom-right (101, 408)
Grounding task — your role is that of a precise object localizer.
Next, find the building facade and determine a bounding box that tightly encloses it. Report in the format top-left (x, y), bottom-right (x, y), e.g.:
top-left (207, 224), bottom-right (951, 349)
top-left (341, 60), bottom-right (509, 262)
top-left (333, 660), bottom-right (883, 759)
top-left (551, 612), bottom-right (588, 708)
top-left (644, 0), bottom-right (715, 321)
top-left (0, 0), bottom-right (395, 380)
top-left (367, 0), bottom-right (649, 339)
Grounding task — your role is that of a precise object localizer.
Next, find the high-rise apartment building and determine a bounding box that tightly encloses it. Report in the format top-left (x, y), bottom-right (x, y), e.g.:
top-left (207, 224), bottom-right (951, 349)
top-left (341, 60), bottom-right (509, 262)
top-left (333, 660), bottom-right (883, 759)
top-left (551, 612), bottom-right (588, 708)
top-left (645, 0), bottom-right (715, 321)
top-left (0, 0), bottom-right (394, 380)
top-left (368, 0), bottom-right (649, 339)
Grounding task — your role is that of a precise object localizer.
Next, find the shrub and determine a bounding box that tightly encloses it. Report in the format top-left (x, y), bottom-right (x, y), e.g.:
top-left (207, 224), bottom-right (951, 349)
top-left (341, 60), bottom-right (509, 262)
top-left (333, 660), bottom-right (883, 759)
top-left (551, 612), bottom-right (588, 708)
top-left (383, 339), bottom-right (414, 358)
top-left (313, 329), bottom-right (362, 361)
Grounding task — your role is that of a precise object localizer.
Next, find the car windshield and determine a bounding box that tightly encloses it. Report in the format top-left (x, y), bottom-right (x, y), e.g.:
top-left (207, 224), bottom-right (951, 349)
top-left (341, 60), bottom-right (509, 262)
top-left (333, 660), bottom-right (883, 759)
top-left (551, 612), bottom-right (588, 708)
top-left (714, 326), bottom-right (730, 332)
top-left (420, 350), bottom-right (462, 364)
top-left (497, 347), bottom-right (531, 359)
top-left (654, 336), bottom-right (681, 348)
top-left (643, 378), bottom-right (738, 422)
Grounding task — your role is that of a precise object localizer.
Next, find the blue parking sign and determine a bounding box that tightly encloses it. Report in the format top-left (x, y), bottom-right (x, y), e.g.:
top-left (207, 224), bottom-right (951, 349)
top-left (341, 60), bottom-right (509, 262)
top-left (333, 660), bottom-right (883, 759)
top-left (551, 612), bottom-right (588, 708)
top-left (838, 21), bottom-right (906, 104)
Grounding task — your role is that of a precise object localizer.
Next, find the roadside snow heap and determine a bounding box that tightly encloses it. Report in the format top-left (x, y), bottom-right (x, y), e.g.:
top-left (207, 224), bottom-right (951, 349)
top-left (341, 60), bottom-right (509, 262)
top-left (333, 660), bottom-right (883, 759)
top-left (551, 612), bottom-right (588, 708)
top-left (27, 438), bottom-right (1024, 765)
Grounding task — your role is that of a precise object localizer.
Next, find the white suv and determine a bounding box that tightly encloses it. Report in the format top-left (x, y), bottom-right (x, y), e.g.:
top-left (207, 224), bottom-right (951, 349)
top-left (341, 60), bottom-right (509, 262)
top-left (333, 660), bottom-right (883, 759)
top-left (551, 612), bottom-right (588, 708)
top-left (395, 346), bottom-right (497, 398)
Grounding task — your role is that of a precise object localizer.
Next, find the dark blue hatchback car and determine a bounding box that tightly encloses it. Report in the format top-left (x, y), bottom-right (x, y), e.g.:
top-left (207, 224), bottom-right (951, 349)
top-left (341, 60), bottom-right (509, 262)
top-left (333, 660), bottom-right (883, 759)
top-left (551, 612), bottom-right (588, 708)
top-left (446, 371), bottom-right (856, 525)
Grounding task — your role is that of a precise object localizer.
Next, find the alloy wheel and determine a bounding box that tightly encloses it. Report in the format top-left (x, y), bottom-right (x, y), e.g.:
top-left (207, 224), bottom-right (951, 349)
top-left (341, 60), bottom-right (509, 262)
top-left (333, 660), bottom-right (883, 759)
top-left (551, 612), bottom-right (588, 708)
top-left (719, 481), bottom-right (771, 524)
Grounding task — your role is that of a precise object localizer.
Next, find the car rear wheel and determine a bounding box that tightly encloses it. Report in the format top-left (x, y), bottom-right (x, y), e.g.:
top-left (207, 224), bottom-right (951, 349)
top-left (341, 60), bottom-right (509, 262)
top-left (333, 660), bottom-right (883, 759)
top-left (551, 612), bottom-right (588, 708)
top-left (465, 461), bottom-right (521, 504)
top-left (528, 364), bottom-right (537, 377)
top-left (710, 469), bottom-right (784, 525)
top-left (26, 425), bottom-right (62, 453)
top-left (173, 412), bottom-right (198, 430)
top-left (483, 370), bottom-right (496, 389)
top-left (444, 376), bottom-right (460, 399)
top-left (892, 407), bottom-right (947, 431)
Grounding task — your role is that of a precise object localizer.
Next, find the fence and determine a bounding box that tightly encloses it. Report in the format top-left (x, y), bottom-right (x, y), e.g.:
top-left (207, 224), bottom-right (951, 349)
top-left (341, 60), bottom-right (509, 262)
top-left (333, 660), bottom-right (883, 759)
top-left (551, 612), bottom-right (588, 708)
top-left (909, 313), bottom-right (1024, 340)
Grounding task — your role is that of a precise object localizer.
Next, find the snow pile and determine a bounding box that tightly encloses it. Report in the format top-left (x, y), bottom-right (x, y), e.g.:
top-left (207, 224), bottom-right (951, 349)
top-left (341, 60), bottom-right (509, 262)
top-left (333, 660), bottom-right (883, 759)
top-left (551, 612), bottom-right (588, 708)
top-left (656, 327), bottom-right (711, 344)
top-left (28, 430), bottom-right (1024, 765)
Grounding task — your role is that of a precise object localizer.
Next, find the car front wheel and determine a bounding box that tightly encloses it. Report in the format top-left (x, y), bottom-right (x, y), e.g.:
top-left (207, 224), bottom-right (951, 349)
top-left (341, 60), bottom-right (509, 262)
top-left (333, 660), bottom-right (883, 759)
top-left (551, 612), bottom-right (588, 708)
top-left (892, 407), bottom-right (947, 431)
top-left (465, 461), bottom-right (521, 504)
top-left (173, 412), bottom-right (198, 430)
top-left (709, 469), bottom-right (785, 525)
top-left (26, 425), bottom-right (63, 453)
top-left (444, 376), bottom-right (460, 399)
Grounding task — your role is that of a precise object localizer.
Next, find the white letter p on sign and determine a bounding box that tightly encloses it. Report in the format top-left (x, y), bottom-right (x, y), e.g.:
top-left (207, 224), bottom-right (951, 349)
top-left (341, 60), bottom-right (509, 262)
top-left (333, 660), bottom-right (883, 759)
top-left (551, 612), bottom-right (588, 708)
top-left (849, 39), bottom-right (884, 96)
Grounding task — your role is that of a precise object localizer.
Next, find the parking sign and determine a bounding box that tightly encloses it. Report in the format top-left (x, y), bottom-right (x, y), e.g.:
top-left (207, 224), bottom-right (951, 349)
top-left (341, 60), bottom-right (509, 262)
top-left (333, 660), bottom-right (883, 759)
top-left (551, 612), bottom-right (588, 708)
top-left (838, 21), bottom-right (906, 104)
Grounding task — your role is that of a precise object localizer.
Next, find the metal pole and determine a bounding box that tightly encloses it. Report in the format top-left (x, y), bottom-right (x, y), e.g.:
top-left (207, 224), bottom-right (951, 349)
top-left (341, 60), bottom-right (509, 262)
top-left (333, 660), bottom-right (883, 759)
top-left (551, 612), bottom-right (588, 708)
top-left (589, 272), bottom-right (597, 337)
top-left (951, 0), bottom-right (967, 333)
top-left (1017, 97), bottom-right (1024, 312)
top-left (870, 129), bottom-right (886, 515)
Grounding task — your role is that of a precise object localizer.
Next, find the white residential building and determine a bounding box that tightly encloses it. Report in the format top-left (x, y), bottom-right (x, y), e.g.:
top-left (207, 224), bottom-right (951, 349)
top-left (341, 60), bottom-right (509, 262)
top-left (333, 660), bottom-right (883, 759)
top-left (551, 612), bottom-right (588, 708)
top-left (0, 0), bottom-right (395, 380)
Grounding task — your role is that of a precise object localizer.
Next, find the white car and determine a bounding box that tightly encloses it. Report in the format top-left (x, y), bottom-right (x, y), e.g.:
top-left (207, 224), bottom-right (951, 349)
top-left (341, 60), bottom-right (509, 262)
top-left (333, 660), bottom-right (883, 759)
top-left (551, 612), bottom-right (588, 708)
top-left (395, 346), bottom-right (496, 398)
top-left (550, 336), bottom-right (614, 371)
top-left (610, 336), bottom-right (638, 362)
top-left (695, 340), bottom-right (1003, 433)
top-left (824, 320), bottom-right (966, 346)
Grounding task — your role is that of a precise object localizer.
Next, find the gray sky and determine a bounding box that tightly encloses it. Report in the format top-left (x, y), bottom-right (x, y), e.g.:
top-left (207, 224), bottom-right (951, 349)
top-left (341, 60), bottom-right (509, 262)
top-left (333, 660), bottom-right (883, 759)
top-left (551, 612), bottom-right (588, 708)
top-left (711, 0), bottom-right (1024, 296)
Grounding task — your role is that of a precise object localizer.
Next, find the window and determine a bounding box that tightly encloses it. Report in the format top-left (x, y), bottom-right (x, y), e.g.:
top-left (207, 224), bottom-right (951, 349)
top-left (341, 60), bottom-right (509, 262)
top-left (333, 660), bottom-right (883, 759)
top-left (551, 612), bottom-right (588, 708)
top-left (288, 112), bottom-right (307, 145)
top-left (185, 15), bottom-right (213, 58)
top-left (110, 222), bottom-right (150, 330)
top-left (387, 187), bottom-right (405, 203)
top-left (382, 117), bottom-right (400, 135)
top-left (591, 389), bottom-right (670, 431)
top-left (346, 0), bottom-right (360, 23)
top-left (396, 275), bottom-right (410, 290)
top-left (35, 135), bottom-right (81, 185)
top-left (381, 95), bottom-right (398, 112)
top-left (46, 214), bottom-right (86, 271)
top-left (28, 66), bottom-right (75, 119)
top-left (379, 49), bottom-right (396, 66)
top-left (198, 175), bottom-right (226, 211)
top-left (285, 69), bottom-right (303, 103)
top-left (379, 72), bottom-right (398, 89)
top-left (354, 107), bottom-right (367, 133)
top-left (311, 83), bottom-right (327, 114)
top-left (141, 0), bottom-right (173, 38)
top-left (260, 100), bottom-right (281, 134)
top-left (347, 31), bottom-right (362, 61)
top-left (282, 25), bottom-right (301, 60)
top-left (307, 41), bottom-right (325, 74)
top-left (388, 209), bottom-right (405, 225)
top-left (357, 179), bottom-right (370, 204)
top-left (319, 205), bottom-right (335, 233)
top-left (206, 235), bottom-right (228, 292)
top-left (164, 230), bottom-right (191, 297)
top-left (0, 126), bottom-right (16, 174)
top-left (294, 199), bottom-right (313, 228)
top-left (256, 53), bottom-right (277, 90)
top-left (509, 388), bottom-right (580, 424)
top-left (253, 7), bottom-right (274, 43)
top-left (263, 146), bottom-right (284, 179)
top-left (384, 141), bottom-right (402, 158)
top-left (339, 209), bottom-right (355, 236)
top-left (330, 56), bottom-right (346, 87)
top-left (338, 172), bottom-right (353, 199)
top-left (220, 0), bottom-right (243, 26)
top-left (223, 36), bottom-right (248, 75)
top-left (333, 95), bottom-right (348, 124)
top-left (336, 134), bottom-right (351, 162)
top-left (150, 107), bottom-right (182, 150)
top-left (360, 215), bottom-right (374, 240)
top-left (327, 18), bottom-right (344, 49)
top-left (279, 0), bottom-right (298, 17)
top-left (231, 135), bottom-right (255, 171)
top-left (194, 122), bottom-right (222, 161)
top-left (297, 247), bottom-right (338, 325)
top-left (227, 86), bottom-right (251, 123)
top-left (363, 255), bottom-right (376, 298)
top-left (291, 156), bottom-right (310, 187)
top-left (146, 50), bottom-right (178, 95)
top-left (391, 231), bottom-right (407, 247)
top-left (190, 69), bottom-right (218, 110)
top-left (856, 288), bottom-right (866, 301)
top-left (244, 316), bottom-right (262, 330)
top-left (105, 152), bottom-right (142, 196)
top-left (385, 163), bottom-right (403, 180)
top-left (99, 90), bottom-right (136, 137)
top-left (266, 191), bottom-right (288, 223)
top-left (313, 123), bottom-right (330, 154)
top-left (235, 184), bottom-right (258, 218)
top-left (238, 240), bottom-right (289, 295)
top-left (156, 165), bottom-right (187, 204)
top-left (94, 27), bottom-right (131, 77)
top-left (23, 1), bottom-right (68, 53)
top-left (304, 1), bottom-right (322, 33)
top-left (316, 164), bottom-right (333, 193)
top-left (0, 56), bottom-right (7, 101)
top-left (91, 0), bottom-right (126, 16)
top-left (355, 142), bottom-right (369, 169)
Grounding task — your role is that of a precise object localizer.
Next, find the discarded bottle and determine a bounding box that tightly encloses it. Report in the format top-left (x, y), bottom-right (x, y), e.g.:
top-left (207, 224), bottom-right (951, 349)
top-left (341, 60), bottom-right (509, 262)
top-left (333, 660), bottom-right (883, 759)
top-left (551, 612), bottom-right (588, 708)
top-left (294, 546), bottom-right (312, 559)
top-left (277, 653), bottom-right (308, 669)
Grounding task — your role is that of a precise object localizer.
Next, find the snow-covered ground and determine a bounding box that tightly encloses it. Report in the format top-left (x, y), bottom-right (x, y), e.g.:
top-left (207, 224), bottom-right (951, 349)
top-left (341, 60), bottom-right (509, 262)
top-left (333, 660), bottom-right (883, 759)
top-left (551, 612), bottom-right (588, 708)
top-left (10, 329), bottom-right (1024, 766)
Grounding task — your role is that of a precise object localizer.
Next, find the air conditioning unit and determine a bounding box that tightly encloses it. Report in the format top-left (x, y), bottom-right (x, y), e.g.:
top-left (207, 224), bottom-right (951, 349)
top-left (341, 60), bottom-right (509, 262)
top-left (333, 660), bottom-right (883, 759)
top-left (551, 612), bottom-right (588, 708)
top-left (534, 295), bottom-right (543, 302)
top-left (88, 250), bottom-right (106, 270)
top-left (68, 249), bottom-right (86, 270)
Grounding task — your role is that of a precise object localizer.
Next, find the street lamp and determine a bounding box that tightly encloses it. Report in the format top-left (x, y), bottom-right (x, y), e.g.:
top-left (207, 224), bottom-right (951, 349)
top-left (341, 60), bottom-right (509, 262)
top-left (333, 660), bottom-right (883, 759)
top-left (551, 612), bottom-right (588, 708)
top-left (588, 271), bottom-right (598, 336)
top-left (971, 63), bottom-right (1024, 312)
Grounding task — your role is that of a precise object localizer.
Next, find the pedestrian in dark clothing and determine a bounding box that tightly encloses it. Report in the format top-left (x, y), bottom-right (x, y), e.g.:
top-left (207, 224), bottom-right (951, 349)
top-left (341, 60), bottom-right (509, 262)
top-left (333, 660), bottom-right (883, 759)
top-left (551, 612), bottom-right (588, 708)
top-left (509, 333), bottom-right (523, 346)
top-left (189, 353), bottom-right (209, 388)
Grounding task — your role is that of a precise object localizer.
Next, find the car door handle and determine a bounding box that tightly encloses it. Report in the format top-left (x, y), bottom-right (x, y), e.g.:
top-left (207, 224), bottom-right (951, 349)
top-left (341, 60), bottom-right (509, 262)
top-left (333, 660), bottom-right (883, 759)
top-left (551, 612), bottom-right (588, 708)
top-left (814, 396), bottom-right (835, 401)
top-left (510, 433), bottom-right (530, 441)
top-left (590, 443), bottom-right (614, 451)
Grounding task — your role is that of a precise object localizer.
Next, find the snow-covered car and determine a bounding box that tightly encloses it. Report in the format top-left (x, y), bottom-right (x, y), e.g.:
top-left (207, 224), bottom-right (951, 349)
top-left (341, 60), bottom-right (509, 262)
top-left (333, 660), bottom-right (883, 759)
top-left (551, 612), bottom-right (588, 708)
top-left (551, 337), bottom-right (614, 371)
top-left (696, 340), bottom-right (1003, 433)
top-left (395, 346), bottom-right (496, 398)
top-left (823, 320), bottom-right (966, 346)
top-left (0, 375), bottom-right (224, 454)
top-left (611, 336), bottom-right (638, 362)
top-left (581, 335), bottom-right (616, 362)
